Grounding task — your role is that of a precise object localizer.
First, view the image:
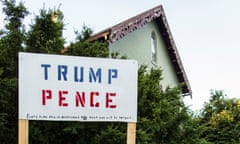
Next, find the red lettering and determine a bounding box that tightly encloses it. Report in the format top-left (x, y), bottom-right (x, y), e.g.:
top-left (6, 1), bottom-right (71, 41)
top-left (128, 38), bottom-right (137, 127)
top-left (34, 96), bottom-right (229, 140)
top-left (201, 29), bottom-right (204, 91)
top-left (42, 89), bottom-right (52, 105)
top-left (42, 90), bottom-right (118, 108)
top-left (76, 91), bottom-right (85, 107)
top-left (58, 90), bottom-right (69, 107)
top-left (90, 91), bottom-right (100, 107)
top-left (106, 92), bottom-right (117, 108)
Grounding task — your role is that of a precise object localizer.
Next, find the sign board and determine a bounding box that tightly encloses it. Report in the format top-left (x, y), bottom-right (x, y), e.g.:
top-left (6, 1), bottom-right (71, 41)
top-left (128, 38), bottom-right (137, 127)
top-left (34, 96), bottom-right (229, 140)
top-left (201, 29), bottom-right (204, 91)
top-left (19, 52), bottom-right (138, 122)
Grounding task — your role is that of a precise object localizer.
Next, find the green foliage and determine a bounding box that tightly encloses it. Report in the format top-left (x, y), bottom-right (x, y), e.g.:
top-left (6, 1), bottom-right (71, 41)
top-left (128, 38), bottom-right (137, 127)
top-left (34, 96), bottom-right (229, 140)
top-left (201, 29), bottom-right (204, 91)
top-left (94, 123), bottom-right (126, 144)
top-left (65, 25), bottom-right (108, 58)
top-left (137, 66), bottom-right (204, 144)
top-left (0, 0), bottom-right (28, 143)
top-left (0, 0), bottom-right (28, 77)
top-left (74, 24), bottom-right (93, 42)
top-left (0, 77), bottom-right (18, 143)
top-left (66, 40), bottom-right (109, 58)
top-left (26, 7), bottom-right (64, 53)
top-left (200, 90), bottom-right (240, 144)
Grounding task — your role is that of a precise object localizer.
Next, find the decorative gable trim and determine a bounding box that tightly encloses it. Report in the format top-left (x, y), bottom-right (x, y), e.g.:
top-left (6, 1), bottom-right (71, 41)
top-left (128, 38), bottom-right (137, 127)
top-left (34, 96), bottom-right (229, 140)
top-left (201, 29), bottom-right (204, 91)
top-left (110, 6), bottom-right (163, 43)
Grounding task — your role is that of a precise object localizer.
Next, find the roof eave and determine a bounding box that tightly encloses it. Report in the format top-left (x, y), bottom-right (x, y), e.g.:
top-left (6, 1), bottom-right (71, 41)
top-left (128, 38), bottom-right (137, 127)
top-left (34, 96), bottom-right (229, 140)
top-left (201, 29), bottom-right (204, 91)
top-left (155, 9), bottom-right (192, 96)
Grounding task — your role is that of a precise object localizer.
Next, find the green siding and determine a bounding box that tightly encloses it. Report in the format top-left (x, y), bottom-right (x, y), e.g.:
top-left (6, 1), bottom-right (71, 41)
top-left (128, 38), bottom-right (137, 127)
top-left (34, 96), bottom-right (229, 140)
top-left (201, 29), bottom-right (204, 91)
top-left (109, 22), bottom-right (179, 89)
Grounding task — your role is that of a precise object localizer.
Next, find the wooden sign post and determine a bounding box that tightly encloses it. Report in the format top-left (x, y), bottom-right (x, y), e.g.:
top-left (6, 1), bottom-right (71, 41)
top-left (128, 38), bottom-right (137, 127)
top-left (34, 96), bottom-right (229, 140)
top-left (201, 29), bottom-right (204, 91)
top-left (127, 122), bottom-right (136, 144)
top-left (18, 119), bottom-right (29, 144)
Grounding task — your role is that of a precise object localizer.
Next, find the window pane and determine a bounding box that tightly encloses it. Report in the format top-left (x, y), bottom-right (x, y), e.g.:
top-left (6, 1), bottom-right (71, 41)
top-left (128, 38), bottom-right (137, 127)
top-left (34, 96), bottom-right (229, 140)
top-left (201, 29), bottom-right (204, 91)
top-left (151, 31), bottom-right (157, 63)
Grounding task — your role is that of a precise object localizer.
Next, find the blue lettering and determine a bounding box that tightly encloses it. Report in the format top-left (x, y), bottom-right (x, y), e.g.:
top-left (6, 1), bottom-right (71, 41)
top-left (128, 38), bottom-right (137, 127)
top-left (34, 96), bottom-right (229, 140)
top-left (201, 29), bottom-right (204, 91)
top-left (41, 64), bottom-right (51, 80)
top-left (42, 64), bottom-right (118, 84)
top-left (108, 69), bottom-right (118, 84)
top-left (89, 68), bottom-right (102, 83)
top-left (74, 66), bottom-right (84, 82)
top-left (58, 65), bottom-right (68, 81)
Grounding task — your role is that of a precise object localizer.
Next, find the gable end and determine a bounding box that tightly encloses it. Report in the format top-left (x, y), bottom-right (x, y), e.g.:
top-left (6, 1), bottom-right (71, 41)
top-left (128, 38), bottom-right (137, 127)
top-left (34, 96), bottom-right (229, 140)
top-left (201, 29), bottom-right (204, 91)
top-left (89, 5), bottom-right (192, 96)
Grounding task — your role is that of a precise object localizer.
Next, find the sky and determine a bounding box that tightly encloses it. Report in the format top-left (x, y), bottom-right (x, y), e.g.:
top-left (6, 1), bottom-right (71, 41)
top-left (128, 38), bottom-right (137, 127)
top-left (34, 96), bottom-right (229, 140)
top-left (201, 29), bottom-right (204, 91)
top-left (1, 0), bottom-right (240, 111)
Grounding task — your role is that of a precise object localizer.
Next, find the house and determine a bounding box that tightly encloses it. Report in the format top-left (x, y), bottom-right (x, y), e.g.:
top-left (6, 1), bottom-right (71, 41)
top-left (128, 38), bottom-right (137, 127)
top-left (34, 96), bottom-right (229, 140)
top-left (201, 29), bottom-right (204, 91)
top-left (89, 5), bottom-right (191, 96)
top-left (90, 5), bottom-right (191, 96)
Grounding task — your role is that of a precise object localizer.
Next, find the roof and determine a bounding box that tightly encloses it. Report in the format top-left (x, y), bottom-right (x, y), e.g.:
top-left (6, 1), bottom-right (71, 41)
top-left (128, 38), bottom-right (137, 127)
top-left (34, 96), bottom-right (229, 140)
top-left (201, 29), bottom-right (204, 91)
top-left (90, 5), bottom-right (192, 96)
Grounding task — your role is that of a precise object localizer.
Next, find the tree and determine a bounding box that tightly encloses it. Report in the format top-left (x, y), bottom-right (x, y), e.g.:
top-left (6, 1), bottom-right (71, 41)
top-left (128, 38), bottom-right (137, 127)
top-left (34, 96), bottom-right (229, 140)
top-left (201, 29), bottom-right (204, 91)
top-left (136, 66), bottom-right (205, 144)
top-left (0, 0), bottom-right (28, 143)
top-left (64, 24), bottom-right (109, 58)
top-left (26, 7), bottom-right (64, 53)
top-left (200, 90), bottom-right (240, 144)
top-left (0, 0), bottom-right (28, 76)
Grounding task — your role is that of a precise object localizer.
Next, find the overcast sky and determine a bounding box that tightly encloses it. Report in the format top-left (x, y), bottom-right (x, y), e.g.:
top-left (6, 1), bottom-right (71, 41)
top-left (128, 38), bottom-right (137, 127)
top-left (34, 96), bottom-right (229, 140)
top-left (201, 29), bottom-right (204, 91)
top-left (1, 0), bottom-right (240, 111)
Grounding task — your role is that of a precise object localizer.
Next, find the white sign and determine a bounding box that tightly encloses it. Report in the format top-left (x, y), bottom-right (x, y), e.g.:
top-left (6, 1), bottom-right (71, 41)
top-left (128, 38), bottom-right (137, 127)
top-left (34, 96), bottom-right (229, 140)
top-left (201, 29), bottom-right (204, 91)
top-left (19, 52), bottom-right (138, 122)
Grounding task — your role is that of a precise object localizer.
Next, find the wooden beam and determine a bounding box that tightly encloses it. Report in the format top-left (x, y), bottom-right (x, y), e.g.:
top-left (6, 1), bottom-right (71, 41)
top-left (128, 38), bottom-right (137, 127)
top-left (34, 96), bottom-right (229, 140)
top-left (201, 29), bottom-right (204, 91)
top-left (127, 122), bottom-right (136, 144)
top-left (18, 119), bottom-right (29, 144)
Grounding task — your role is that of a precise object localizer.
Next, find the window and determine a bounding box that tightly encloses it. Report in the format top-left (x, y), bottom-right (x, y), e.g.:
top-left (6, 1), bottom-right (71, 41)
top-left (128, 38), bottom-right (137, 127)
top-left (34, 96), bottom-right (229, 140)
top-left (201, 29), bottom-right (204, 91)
top-left (151, 31), bottom-right (157, 63)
